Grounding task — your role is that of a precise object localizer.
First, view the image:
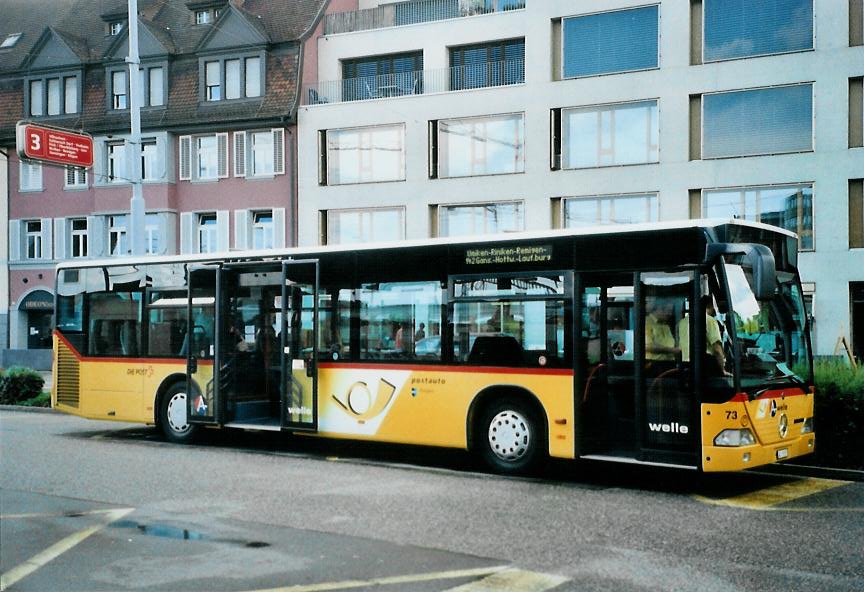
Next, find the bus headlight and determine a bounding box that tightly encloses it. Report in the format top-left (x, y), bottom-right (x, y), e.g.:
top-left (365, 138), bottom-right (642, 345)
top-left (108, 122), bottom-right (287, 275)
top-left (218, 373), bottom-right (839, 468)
top-left (800, 418), bottom-right (813, 434)
top-left (714, 429), bottom-right (756, 447)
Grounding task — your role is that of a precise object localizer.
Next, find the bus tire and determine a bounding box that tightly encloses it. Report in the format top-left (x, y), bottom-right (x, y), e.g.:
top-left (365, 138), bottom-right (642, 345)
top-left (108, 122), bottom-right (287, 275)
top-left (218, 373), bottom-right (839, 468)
top-left (477, 397), bottom-right (544, 475)
top-left (160, 382), bottom-right (196, 444)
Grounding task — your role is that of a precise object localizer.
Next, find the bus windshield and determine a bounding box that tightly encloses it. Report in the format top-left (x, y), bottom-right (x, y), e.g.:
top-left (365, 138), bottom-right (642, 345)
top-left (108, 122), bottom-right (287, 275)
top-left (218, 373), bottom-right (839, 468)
top-left (724, 263), bottom-right (812, 392)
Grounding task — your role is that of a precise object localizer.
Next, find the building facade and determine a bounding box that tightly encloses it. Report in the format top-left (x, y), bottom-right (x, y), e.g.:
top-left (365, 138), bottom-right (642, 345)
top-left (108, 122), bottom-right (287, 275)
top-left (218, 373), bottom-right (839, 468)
top-left (298, 0), bottom-right (864, 358)
top-left (0, 0), bottom-right (327, 368)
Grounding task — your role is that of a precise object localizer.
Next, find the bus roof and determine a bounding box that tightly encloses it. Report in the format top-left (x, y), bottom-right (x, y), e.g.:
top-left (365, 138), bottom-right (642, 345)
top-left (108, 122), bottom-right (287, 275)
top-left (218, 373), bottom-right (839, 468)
top-left (56, 218), bottom-right (797, 271)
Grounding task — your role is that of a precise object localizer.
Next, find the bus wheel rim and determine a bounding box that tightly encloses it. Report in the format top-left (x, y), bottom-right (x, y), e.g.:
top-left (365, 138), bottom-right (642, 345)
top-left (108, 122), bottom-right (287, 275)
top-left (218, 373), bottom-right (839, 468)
top-left (166, 392), bottom-right (190, 433)
top-left (488, 410), bottom-right (530, 462)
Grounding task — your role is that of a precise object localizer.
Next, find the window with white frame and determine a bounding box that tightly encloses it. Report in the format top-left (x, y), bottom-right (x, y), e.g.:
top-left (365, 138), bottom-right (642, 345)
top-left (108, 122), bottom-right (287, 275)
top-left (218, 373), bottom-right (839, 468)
top-left (702, 84), bottom-right (813, 159)
top-left (198, 213), bottom-right (218, 253)
top-left (65, 166), bottom-right (87, 189)
top-left (109, 21), bottom-right (124, 35)
top-left (145, 214), bottom-right (160, 255)
top-left (196, 9), bottom-right (212, 24)
top-left (322, 124), bottom-right (405, 185)
top-left (141, 139), bottom-right (159, 181)
top-left (70, 218), bottom-right (88, 258)
top-left (563, 193), bottom-right (659, 227)
top-left (252, 211), bottom-right (274, 250)
top-left (109, 215), bottom-right (128, 256)
top-left (179, 133), bottom-right (228, 181)
top-left (702, 184), bottom-right (814, 250)
top-left (560, 100), bottom-right (659, 169)
top-left (108, 142), bottom-right (127, 183)
top-left (325, 207), bottom-right (405, 245)
top-left (26, 220), bottom-right (43, 259)
top-left (233, 129), bottom-right (284, 178)
top-left (147, 66), bottom-right (165, 107)
top-left (562, 6), bottom-right (659, 78)
top-left (203, 55), bottom-right (262, 102)
top-left (703, 0), bottom-right (813, 62)
top-left (25, 71), bottom-right (80, 116)
top-left (19, 160), bottom-right (43, 191)
top-left (438, 202), bottom-right (524, 237)
top-left (1, 33), bottom-right (22, 48)
top-left (112, 70), bottom-right (128, 109)
top-left (434, 113), bottom-right (524, 179)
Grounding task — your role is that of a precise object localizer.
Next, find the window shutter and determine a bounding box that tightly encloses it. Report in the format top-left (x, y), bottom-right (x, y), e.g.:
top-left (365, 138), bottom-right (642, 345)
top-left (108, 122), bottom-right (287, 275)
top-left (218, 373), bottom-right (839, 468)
top-left (19, 161), bottom-right (30, 190)
top-left (87, 216), bottom-right (105, 257)
top-left (272, 128), bottom-right (285, 175)
top-left (180, 212), bottom-right (195, 254)
top-left (9, 221), bottom-right (21, 261)
top-left (179, 135), bottom-right (192, 180)
top-left (234, 131), bottom-right (246, 177)
top-left (217, 132), bottom-right (229, 178)
top-left (216, 210), bottom-right (229, 251)
top-left (41, 218), bottom-right (53, 259)
top-left (273, 207), bottom-right (286, 248)
top-left (65, 166), bottom-right (75, 188)
top-left (234, 209), bottom-right (250, 250)
top-left (54, 218), bottom-right (67, 260)
top-left (93, 140), bottom-right (107, 184)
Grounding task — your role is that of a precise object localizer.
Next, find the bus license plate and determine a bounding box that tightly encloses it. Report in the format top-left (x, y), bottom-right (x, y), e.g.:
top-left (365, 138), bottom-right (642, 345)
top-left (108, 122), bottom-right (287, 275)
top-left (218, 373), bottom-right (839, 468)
top-left (776, 448), bottom-right (789, 460)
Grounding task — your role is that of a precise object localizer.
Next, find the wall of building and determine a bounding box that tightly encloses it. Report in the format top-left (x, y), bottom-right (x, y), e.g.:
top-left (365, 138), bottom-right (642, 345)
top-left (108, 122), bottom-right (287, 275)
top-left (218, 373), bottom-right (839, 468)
top-left (0, 150), bottom-right (8, 351)
top-left (298, 0), bottom-right (864, 356)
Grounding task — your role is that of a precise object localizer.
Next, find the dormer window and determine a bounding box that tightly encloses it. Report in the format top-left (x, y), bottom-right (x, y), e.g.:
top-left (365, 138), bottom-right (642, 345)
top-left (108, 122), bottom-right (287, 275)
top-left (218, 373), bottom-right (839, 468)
top-left (201, 54), bottom-right (263, 102)
top-left (1, 33), bottom-right (22, 48)
top-left (196, 9), bottom-right (212, 24)
top-left (27, 73), bottom-right (81, 116)
top-left (109, 21), bottom-right (125, 36)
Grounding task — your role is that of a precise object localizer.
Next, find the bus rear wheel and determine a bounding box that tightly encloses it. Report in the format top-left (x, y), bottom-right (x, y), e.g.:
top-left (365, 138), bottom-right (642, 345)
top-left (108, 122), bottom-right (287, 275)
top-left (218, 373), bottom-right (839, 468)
top-left (160, 382), bottom-right (196, 444)
top-left (477, 397), bottom-right (544, 475)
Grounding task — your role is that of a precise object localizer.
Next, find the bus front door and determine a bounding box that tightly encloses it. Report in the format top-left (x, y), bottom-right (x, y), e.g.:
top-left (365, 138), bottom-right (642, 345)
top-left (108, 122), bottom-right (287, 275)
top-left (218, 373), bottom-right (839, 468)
top-left (186, 265), bottom-right (223, 426)
top-left (281, 260), bottom-right (319, 432)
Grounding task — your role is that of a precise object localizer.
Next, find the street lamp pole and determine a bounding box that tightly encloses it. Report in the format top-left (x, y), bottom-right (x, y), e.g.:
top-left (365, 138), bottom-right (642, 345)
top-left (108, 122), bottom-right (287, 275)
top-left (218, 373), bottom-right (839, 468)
top-left (127, 0), bottom-right (145, 256)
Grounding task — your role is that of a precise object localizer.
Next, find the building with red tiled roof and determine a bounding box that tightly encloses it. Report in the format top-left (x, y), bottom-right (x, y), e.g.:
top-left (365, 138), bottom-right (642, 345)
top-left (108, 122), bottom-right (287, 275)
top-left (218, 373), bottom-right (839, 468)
top-left (0, 0), bottom-right (328, 367)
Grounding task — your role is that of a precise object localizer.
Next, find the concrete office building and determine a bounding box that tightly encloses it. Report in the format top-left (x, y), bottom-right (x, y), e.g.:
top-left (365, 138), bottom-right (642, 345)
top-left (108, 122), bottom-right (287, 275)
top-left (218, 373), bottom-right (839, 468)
top-left (297, 0), bottom-right (864, 358)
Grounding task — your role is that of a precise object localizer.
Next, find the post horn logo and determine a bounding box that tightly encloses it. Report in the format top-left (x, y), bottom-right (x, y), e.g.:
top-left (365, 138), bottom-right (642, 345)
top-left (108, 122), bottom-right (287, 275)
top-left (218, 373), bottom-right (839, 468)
top-left (332, 379), bottom-right (397, 421)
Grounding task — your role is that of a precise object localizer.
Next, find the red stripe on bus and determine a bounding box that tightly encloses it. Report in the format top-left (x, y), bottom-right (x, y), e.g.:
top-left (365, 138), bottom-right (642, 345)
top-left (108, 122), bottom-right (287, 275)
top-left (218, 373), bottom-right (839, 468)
top-left (317, 362), bottom-right (574, 376)
top-left (731, 388), bottom-right (809, 403)
top-left (54, 330), bottom-right (203, 366)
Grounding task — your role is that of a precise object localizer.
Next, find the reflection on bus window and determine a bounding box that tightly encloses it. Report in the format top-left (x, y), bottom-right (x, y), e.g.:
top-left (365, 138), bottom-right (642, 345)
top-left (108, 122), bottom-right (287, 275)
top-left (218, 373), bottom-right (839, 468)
top-left (453, 299), bottom-right (565, 367)
top-left (359, 282), bottom-right (443, 361)
top-left (88, 292), bottom-right (142, 356)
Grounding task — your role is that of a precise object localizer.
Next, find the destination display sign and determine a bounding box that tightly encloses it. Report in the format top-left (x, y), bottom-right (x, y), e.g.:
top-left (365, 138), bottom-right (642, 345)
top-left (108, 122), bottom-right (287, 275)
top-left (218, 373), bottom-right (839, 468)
top-left (465, 244), bottom-right (553, 266)
top-left (16, 121), bottom-right (94, 168)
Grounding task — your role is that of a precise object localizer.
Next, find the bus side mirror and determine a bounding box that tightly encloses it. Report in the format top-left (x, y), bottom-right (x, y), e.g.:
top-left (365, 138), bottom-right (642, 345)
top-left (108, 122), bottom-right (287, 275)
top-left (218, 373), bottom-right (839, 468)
top-left (705, 242), bottom-right (777, 301)
top-left (744, 244), bottom-right (776, 301)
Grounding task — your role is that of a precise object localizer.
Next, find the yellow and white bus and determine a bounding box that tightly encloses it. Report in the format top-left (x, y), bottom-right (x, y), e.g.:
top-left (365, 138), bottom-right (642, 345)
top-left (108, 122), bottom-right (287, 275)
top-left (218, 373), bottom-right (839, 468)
top-left (53, 220), bottom-right (814, 473)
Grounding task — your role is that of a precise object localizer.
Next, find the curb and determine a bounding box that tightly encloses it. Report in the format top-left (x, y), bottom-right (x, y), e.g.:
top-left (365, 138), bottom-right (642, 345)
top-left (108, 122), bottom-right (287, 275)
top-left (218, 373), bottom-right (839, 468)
top-left (756, 462), bottom-right (864, 482)
top-left (0, 404), bottom-right (58, 414)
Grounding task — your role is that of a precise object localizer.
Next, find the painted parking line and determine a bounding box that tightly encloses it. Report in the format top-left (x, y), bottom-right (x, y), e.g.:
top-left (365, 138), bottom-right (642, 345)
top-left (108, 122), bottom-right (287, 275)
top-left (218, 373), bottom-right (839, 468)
top-left (694, 477), bottom-right (851, 511)
top-left (246, 566), bottom-right (510, 592)
top-left (444, 568), bottom-right (569, 591)
top-left (0, 507), bottom-right (134, 590)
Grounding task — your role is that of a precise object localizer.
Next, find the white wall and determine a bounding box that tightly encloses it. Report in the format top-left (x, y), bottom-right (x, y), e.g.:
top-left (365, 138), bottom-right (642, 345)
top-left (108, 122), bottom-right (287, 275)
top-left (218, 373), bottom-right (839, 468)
top-left (300, 0), bottom-right (864, 355)
top-left (0, 150), bottom-right (8, 349)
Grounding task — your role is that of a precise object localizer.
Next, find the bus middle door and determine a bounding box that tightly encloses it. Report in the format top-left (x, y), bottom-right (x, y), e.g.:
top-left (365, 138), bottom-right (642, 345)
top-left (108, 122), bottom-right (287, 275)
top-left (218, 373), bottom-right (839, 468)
top-left (281, 260), bottom-right (319, 432)
top-left (186, 264), bottom-right (223, 426)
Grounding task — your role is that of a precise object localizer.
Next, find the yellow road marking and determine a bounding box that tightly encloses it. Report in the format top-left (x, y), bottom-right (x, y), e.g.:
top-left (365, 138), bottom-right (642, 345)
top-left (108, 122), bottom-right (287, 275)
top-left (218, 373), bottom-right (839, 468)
top-left (0, 507), bottom-right (133, 590)
top-left (1, 508), bottom-right (132, 520)
top-left (695, 478), bottom-right (851, 510)
top-left (245, 565), bottom-right (510, 592)
top-left (444, 569), bottom-right (569, 591)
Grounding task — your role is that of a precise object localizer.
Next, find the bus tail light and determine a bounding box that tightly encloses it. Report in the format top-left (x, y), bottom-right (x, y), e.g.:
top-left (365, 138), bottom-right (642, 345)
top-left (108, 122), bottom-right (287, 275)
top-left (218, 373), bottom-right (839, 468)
top-left (714, 429), bottom-right (756, 447)
top-left (800, 418), bottom-right (813, 434)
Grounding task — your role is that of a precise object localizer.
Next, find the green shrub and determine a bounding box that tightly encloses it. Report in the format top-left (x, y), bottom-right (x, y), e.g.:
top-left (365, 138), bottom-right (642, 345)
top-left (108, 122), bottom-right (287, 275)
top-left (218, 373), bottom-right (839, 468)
top-left (0, 367), bottom-right (45, 405)
top-left (18, 391), bottom-right (52, 408)
top-left (811, 360), bottom-right (864, 470)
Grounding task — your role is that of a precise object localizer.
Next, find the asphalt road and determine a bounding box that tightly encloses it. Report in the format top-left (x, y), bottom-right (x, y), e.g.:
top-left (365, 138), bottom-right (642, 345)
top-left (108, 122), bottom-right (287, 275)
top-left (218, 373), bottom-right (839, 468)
top-left (1, 409), bottom-right (862, 592)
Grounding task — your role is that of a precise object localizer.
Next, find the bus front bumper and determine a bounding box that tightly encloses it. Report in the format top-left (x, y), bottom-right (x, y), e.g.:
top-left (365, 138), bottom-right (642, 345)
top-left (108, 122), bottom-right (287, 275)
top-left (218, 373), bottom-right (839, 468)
top-left (701, 433), bottom-right (815, 472)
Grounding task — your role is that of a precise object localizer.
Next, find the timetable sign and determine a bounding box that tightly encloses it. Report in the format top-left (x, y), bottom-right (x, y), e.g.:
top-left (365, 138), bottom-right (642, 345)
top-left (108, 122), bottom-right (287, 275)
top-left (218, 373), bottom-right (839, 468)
top-left (16, 121), bottom-right (94, 168)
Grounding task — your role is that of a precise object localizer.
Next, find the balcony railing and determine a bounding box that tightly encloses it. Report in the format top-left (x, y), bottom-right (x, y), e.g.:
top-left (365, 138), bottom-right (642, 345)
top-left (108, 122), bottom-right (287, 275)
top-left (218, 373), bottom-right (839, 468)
top-left (323, 0), bottom-right (526, 35)
top-left (303, 59), bottom-right (525, 105)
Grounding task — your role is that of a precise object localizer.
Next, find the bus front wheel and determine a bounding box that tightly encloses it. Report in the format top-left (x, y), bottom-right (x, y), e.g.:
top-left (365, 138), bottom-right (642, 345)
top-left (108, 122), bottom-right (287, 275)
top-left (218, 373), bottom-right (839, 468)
top-left (477, 397), bottom-right (544, 475)
top-left (160, 382), bottom-right (196, 444)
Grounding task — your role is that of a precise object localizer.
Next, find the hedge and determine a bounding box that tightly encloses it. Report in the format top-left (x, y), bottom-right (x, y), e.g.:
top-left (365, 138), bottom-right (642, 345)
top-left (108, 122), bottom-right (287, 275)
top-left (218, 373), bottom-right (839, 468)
top-left (810, 360), bottom-right (864, 470)
top-left (0, 367), bottom-right (45, 405)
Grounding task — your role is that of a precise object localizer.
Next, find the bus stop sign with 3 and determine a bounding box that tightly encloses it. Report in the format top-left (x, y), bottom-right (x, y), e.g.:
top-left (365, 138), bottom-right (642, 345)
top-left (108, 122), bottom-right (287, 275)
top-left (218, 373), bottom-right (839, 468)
top-left (16, 121), bottom-right (93, 168)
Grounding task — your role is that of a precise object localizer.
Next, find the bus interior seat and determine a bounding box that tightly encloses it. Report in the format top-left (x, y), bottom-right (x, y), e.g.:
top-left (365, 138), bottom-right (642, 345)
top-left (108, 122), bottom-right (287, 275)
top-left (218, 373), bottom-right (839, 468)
top-left (467, 335), bottom-right (524, 366)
